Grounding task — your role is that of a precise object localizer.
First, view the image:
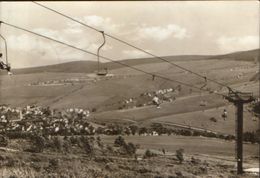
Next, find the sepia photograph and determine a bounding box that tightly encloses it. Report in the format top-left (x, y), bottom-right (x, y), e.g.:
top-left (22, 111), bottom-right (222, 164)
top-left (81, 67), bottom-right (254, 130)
top-left (0, 1), bottom-right (259, 177)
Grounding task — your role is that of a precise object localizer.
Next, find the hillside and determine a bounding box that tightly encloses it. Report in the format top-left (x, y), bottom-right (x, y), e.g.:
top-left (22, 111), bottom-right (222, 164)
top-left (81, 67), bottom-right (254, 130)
top-left (11, 61), bottom-right (98, 75)
top-left (250, 72), bottom-right (259, 82)
top-left (7, 49), bottom-right (259, 75)
top-left (6, 55), bottom-right (212, 75)
top-left (0, 48), bottom-right (258, 136)
top-left (213, 49), bottom-right (259, 62)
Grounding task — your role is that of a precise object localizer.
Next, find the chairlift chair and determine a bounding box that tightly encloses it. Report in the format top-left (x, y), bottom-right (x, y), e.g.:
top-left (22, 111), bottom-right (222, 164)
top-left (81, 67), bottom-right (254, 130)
top-left (96, 31), bottom-right (108, 76)
top-left (97, 67), bottom-right (108, 76)
top-left (0, 32), bottom-right (11, 74)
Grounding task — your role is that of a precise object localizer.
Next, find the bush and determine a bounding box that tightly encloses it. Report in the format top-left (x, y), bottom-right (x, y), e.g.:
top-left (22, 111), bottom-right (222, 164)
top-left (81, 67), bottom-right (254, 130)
top-left (192, 130), bottom-right (201, 137)
top-left (123, 142), bottom-right (137, 156)
top-left (8, 176), bottom-right (18, 178)
top-left (176, 148), bottom-right (184, 164)
top-left (26, 133), bottom-right (45, 153)
top-left (179, 129), bottom-right (192, 136)
top-left (5, 157), bottom-right (16, 167)
top-left (251, 101), bottom-right (260, 116)
top-left (224, 135), bottom-right (235, 141)
top-left (80, 136), bottom-right (94, 155)
top-left (52, 137), bottom-right (63, 152)
top-left (106, 145), bottom-right (114, 153)
top-left (0, 135), bottom-right (8, 147)
top-left (243, 131), bottom-right (258, 143)
top-left (114, 136), bottom-right (126, 147)
top-left (96, 127), bottom-right (104, 134)
top-left (191, 156), bottom-right (201, 165)
top-left (96, 136), bottom-right (104, 149)
top-left (48, 158), bottom-right (59, 170)
top-left (70, 136), bottom-right (79, 145)
top-left (151, 123), bottom-right (167, 135)
top-left (209, 117), bottom-right (217, 122)
top-left (63, 138), bottom-right (72, 153)
top-left (6, 131), bottom-right (32, 139)
top-left (35, 135), bottom-right (45, 153)
top-left (143, 149), bottom-right (157, 159)
top-left (30, 162), bottom-right (42, 172)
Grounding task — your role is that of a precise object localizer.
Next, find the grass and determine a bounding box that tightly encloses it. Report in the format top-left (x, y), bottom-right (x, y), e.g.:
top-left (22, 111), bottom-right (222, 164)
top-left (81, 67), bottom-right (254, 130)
top-left (0, 134), bottom-right (258, 178)
top-left (100, 135), bottom-right (258, 157)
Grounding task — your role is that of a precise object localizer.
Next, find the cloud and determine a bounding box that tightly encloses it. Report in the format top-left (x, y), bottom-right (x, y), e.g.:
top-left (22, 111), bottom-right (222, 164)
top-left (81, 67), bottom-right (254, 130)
top-left (217, 35), bottom-right (259, 52)
top-left (7, 28), bottom-right (67, 52)
top-left (84, 15), bottom-right (106, 27)
top-left (64, 21), bottom-right (83, 34)
top-left (7, 32), bottom-right (86, 66)
top-left (64, 28), bottom-right (83, 34)
top-left (7, 34), bottom-right (32, 51)
top-left (82, 15), bottom-right (124, 34)
top-left (33, 28), bottom-right (64, 41)
top-left (136, 24), bottom-right (188, 41)
top-left (122, 49), bottom-right (151, 59)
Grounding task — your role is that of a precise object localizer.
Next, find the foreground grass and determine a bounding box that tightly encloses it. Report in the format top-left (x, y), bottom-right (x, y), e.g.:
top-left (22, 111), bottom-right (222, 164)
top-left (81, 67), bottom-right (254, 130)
top-left (0, 149), bottom-right (258, 178)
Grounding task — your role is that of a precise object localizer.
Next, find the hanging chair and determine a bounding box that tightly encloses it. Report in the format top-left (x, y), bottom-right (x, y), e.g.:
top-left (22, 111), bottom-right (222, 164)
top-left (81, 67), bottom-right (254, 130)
top-left (96, 31), bottom-right (108, 76)
top-left (0, 31), bottom-right (11, 74)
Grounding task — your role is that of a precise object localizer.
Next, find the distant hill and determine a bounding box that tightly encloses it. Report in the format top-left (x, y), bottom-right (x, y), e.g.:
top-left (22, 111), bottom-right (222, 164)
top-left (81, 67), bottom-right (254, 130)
top-left (12, 61), bottom-right (98, 74)
top-left (212, 49), bottom-right (259, 62)
top-left (9, 48), bottom-right (259, 75)
top-left (9, 55), bottom-right (213, 75)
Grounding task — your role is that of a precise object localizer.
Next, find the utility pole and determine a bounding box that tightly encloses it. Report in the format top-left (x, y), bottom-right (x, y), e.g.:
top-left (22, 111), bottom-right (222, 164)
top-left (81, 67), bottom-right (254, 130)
top-left (225, 90), bottom-right (254, 175)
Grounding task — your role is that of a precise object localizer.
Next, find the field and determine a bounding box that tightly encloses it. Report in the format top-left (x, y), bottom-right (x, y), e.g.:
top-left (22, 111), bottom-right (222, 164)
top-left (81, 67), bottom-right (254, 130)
top-left (101, 135), bottom-right (258, 158)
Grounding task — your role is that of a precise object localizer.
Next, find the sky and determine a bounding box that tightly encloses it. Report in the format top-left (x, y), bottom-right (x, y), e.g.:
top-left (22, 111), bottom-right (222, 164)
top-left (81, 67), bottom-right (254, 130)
top-left (0, 1), bottom-right (259, 68)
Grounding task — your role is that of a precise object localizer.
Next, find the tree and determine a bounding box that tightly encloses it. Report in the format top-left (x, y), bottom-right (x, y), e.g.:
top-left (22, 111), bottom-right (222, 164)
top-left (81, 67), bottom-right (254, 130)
top-left (124, 127), bottom-right (131, 136)
top-left (176, 148), bottom-right (184, 164)
top-left (151, 123), bottom-right (165, 135)
top-left (138, 127), bottom-right (148, 135)
top-left (129, 125), bottom-right (139, 135)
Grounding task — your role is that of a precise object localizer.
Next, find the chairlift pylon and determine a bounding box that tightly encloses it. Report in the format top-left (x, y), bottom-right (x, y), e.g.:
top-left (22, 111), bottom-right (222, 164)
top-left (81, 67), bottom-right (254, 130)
top-left (200, 77), bottom-right (207, 89)
top-left (96, 31), bottom-right (108, 76)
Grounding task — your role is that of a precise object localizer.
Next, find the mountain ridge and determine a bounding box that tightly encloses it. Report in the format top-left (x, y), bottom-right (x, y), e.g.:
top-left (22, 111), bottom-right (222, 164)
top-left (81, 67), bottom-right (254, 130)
top-left (8, 48), bottom-right (260, 74)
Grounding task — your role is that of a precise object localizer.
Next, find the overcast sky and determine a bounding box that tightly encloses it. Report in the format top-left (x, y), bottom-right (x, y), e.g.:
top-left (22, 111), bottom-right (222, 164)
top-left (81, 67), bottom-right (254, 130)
top-left (0, 1), bottom-right (259, 68)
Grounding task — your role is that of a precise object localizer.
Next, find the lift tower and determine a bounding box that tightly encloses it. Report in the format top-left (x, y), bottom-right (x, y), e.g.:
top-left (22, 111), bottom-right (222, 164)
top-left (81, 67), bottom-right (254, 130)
top-left (224, 89), bottom-right (254, 175)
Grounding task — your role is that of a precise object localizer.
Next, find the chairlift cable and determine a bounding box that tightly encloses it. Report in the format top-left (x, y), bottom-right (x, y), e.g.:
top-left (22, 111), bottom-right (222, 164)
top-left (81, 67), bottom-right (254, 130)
top-left (0, 20), bottom-right (230, 98)
top-left (31, 1), bottom-right (240, 94)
